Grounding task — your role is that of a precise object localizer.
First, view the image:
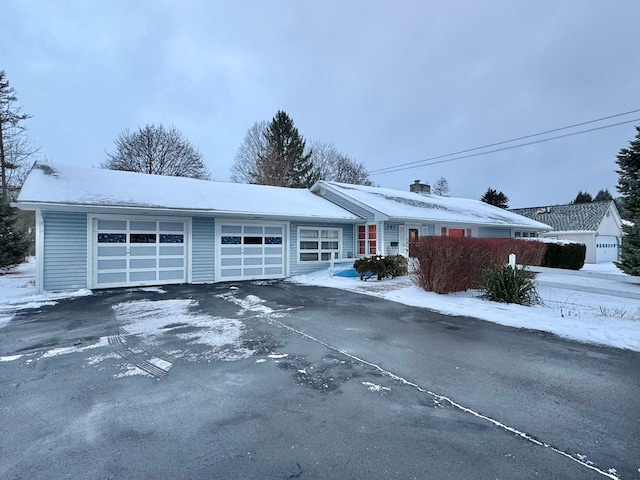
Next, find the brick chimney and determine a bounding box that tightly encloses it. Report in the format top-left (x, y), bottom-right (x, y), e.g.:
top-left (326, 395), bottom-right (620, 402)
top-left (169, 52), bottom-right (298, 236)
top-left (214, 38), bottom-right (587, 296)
top-left (410, 179), bottom-right (431, 195)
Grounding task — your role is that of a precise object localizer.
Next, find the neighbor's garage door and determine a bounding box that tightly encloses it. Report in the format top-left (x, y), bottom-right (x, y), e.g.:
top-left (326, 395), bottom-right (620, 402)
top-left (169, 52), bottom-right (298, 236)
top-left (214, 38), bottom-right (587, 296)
top-left (596, 235), bottom-right (619, 263)
top-left (92, 217), bottom-right (187, 289)
top-left (217, 222), bottom-right (286, 281)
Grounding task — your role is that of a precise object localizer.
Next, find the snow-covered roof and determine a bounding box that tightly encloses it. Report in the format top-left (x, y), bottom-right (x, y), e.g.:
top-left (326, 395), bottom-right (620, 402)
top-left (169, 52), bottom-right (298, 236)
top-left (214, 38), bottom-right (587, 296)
top-left (510, 201), bottom-right (618, 233)
top-left (316, 181), bottom-right (552, 230)
top-left (16, 163), bottom-right (360, 221)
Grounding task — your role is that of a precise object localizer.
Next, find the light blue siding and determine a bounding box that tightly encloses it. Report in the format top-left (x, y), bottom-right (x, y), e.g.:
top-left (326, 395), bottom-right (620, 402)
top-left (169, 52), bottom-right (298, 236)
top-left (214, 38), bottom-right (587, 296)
top-left (42, 211), bottom-right (87, 291)
top-left (479, 227), bottom-right (512, 238)
top-left (192, 217), bottom-right (215, 282)
top-left (383, 224), bottom-right (400, 255)
top-left (289, 222), bottom-right (355, 276)
top-left (319, 190), bottom-right (372, 221)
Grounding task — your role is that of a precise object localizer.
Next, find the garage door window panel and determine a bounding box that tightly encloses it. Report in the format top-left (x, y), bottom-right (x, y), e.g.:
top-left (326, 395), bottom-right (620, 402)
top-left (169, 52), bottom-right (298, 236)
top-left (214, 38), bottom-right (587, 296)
top-left (221, 236), bottom-right (241, 244)
top-left (130, 233), bottom-right (157, 243)
top-left (98, 259), bottom-right (126, 270)
top-left (98, 220), bottom-right (126, 230)
top-left (130, 246), bottom-right (156, 256)
top-left (159, 258), bottom-right (184, 268)
top-left (160, 234), bottom-right (184, 243)
top-left (98, 233), bottom-right (126, 243)
top-left (130, 258), bottom-right (156, 269)
top-left (98, 246), bottom-right (126, 256)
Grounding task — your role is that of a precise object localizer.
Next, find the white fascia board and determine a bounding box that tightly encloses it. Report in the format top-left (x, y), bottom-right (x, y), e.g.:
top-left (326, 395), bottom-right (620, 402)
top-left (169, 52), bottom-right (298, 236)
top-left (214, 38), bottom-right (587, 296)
top-left (14, 201), bottom-right (360, 222)
top-left (386, 216), bottom-right (551, 230)
top-left (546, 230), bottom-right (596, 235)
top-left (315, 182), bottom-right (389, 222)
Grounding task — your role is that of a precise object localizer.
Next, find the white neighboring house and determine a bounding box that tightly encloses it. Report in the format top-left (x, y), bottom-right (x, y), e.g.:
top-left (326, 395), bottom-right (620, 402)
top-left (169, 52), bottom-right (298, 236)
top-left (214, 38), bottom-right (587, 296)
top-left (510, 201), bottom-right (623, 264)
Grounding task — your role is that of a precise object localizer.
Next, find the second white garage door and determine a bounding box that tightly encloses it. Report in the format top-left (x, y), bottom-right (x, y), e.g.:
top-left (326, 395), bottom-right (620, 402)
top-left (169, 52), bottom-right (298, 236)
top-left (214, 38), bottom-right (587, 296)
top-left (216, 222), bottom-right (286, 281)
top-left (596, 235), bottom-right (619, 263)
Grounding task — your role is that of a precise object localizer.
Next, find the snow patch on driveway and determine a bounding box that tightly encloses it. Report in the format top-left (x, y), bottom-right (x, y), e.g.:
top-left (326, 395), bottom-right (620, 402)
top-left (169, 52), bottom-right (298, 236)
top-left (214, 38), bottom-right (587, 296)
top-left (111, 298), bottom-right (253, 361)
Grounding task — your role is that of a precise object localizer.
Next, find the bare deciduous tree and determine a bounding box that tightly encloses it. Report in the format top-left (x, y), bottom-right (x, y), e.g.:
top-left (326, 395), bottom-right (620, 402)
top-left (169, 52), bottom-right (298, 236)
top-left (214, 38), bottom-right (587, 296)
top-left (102, 124), bottom-right (210, 180)
top-left (432, 177), bottom-right (450, 196)
top-left (230, 121), bottom-right (268, 184)
top-left (0, 70), bottom-right (38, 201)
top-left (309, 139), bottom-right (373, 186)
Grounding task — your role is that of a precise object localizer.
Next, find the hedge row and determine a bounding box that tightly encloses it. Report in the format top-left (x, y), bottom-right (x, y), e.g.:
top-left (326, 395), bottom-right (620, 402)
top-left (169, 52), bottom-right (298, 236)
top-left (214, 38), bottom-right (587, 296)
top-left (542, 242), bottom-right (586, 270)
top-left (411, 237), bottom-right (547, 294)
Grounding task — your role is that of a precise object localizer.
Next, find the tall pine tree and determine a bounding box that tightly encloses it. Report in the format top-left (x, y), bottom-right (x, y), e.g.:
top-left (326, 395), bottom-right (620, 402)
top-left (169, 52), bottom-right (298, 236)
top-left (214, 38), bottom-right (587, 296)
top-left (615, 125), bottom-right (640, 275)
top-left (254, 111), bottom-right (318, 188)
top-left (0, 200), bottom-right (29, 269)
top-left (480, 187), bottom-right (509, 209)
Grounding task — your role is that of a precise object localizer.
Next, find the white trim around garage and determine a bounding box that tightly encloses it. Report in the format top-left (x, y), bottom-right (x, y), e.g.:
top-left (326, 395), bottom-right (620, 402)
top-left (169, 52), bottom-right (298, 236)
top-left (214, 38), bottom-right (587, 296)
top-left (87, 214), bottom-right (192, 289)
top-left (215, 219), bottom-right (289, 282)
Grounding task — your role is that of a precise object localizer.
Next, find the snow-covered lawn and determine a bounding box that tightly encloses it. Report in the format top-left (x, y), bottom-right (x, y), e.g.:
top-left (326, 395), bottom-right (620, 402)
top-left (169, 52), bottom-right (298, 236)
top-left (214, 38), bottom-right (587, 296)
top-left (2, 258), bottom-right (640, 352)
top-left (291, 263), bottom-right (640, 353)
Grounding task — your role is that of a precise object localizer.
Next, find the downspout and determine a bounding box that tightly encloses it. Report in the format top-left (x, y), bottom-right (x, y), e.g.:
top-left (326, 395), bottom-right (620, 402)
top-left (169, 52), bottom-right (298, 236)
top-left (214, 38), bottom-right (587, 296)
top-left (35, 209), bottom-right (44, 293)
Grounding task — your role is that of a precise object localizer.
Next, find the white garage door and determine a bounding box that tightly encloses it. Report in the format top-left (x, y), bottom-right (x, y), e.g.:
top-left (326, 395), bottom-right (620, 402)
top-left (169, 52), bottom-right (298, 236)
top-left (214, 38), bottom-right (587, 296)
top-left (92, 217), bottom-right (187, 289)
top-left (217, 223), bottom-right (286, 281)
top-left (596, 235), bottom-right (619, 263)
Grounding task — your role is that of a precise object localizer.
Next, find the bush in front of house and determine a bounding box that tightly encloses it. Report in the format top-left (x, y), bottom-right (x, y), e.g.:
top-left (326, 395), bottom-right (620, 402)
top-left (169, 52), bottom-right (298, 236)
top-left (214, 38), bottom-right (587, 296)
top-left (542, 242), bottom-right (586, 270)
top-left (411, 236), bottom-right (546, 294)
top-left (353, 255), bottom-right (408, 280)
top-left (480, 265), bottom-right (541, 306)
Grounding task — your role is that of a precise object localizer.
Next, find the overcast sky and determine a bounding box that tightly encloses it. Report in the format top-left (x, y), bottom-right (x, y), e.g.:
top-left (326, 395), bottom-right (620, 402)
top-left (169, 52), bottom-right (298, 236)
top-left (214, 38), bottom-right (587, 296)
top-left (4, 0), bottom-right (640, 208)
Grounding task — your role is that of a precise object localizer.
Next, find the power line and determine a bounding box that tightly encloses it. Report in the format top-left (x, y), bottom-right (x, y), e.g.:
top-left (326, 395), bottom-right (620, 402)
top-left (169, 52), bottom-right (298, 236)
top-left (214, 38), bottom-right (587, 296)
top-left (369, 109), bottom-right (640, 175)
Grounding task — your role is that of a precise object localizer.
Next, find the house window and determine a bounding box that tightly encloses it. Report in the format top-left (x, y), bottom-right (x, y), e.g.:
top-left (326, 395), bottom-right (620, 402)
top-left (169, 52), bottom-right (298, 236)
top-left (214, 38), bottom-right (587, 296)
top-left (299, 227), bottom-right (341, 262)
top-left (440, 227), bottom-right (471, 237)
top-left (514, 231), bottom-right (539, 238)
top-left (358, 224), bottom-right (377, 255)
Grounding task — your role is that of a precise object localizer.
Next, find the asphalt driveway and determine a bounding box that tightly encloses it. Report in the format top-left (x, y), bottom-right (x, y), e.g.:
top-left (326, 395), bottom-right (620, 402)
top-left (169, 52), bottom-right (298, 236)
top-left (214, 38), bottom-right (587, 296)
top-left (1, 281), bottom-right (638, 480)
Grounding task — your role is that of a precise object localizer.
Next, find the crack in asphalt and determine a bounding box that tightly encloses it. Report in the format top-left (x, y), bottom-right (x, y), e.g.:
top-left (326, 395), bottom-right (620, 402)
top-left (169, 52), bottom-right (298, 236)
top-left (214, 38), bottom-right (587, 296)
top-left (268, 317), bottom-right (622, 480)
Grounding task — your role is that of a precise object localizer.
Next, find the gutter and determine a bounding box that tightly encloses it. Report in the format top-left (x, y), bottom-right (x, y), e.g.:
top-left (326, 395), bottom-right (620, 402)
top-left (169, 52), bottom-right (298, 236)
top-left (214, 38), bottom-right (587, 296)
top-left (12, 201), bottom-right (361, 223)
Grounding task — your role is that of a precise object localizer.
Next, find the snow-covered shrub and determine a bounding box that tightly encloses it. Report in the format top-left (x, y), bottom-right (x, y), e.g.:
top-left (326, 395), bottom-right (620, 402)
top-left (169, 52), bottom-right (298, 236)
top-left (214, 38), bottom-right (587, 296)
top-left (480, 265), bottom-right (540, 306)
top-left (411, 237), bottom-right (546, 294)
top-left (353, 255), bottom-right (408, 280)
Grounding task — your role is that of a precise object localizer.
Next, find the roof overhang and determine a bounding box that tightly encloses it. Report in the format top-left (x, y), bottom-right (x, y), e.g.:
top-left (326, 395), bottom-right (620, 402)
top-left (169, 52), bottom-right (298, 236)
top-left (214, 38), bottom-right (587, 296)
top-left (312, 182), bottom-right (389, 221)
top-left (13, 201), bottom-right (361, 223)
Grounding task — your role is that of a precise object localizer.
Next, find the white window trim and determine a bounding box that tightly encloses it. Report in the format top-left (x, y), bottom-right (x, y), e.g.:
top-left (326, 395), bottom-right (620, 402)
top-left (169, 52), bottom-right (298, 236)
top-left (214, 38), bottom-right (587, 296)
top-left (357, 223), bottom-right (379, 256)
top-left (297, 226), bottom-right (342, 263)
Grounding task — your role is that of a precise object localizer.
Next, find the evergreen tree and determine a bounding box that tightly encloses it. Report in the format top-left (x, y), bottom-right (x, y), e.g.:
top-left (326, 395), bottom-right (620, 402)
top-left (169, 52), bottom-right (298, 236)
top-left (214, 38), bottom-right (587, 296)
top-left (254, 111), bottom-right (318, 188)
top-left (615, 125), bottom-right (640, 275)
top-left (571, 191), bottom-right (593, 203)
top-left (480, 187), bottom-right (509, 209)
top-left (594, 189), bottom-right (613, 202)
top-left (0, 200), bottom-right (29, 269)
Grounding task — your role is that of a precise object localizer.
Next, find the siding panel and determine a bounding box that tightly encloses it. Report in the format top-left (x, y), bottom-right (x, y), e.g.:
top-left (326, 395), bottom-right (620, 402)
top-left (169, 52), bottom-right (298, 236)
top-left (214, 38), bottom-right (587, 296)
top-left (192, 217), bottom-right (215, 283)
top-left (42, 211), bottom-right (87, 291)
